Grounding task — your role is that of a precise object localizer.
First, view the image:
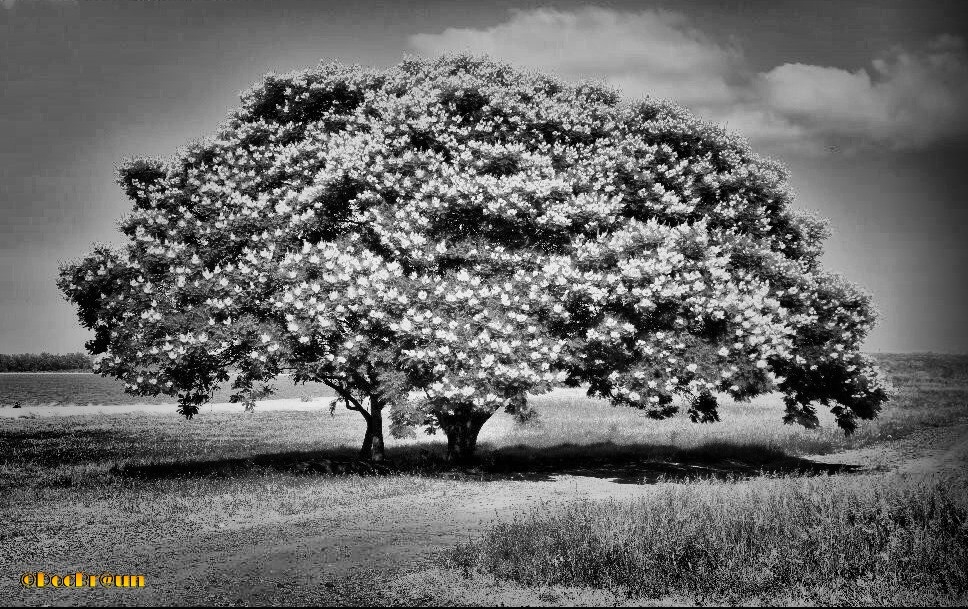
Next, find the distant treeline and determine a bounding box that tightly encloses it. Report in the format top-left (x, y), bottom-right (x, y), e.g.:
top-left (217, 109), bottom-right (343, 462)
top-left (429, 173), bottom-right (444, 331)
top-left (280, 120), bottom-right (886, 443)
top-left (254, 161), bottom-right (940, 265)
top-left (0, 352), bottom-right (93, 372)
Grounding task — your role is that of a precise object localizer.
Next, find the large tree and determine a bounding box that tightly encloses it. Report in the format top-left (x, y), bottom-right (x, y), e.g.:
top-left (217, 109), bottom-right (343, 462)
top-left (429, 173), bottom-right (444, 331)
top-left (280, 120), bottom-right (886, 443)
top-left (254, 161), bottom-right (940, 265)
top-left (59, 55), bottom-right (889, 464)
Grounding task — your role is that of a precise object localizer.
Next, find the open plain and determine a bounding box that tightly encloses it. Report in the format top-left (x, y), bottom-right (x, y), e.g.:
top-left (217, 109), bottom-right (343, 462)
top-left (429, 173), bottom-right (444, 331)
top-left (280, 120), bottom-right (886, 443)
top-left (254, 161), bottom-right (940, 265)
top-left (2, 353), bottom-right (967, 606)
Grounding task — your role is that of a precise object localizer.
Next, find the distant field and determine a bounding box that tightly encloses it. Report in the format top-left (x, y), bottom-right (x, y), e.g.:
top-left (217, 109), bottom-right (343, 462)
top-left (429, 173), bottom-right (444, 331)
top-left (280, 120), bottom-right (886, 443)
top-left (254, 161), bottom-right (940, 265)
top-left (0, 373), bottom-right (335, 406)
top-left (2, 353), bottom-right (963, 408)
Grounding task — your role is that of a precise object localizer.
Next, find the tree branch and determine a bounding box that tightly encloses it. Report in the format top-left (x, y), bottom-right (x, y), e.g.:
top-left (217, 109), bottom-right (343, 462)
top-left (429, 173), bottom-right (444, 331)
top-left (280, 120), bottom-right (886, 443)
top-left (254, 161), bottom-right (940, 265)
top-left (321, 380), bottom-right (370, 420)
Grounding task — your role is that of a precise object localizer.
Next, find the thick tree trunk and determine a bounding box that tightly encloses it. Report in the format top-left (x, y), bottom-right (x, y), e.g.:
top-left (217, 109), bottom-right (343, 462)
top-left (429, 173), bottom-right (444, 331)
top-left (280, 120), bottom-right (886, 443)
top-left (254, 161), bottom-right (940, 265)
top-left (441, 411), bottom-right (491, 465)
top-left (359, 397), bottom-right (385, 463)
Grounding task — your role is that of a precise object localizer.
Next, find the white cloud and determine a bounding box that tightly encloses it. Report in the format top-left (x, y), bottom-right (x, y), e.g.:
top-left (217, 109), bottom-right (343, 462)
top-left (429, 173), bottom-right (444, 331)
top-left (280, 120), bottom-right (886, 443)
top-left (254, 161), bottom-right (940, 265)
top-left (2, 0), bottom-right (76, 9)
top-left (411, 7), bottom-right (743, 110)
top-left (754, 35), bottom-right (968, 151)
top-left (410, 8), bottom-right (968, 154)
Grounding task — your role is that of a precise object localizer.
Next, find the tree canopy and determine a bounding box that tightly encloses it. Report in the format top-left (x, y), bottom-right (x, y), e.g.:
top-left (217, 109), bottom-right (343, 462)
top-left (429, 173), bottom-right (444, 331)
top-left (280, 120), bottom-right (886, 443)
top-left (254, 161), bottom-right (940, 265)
top-left (58, 55), bottom-right (890, 462)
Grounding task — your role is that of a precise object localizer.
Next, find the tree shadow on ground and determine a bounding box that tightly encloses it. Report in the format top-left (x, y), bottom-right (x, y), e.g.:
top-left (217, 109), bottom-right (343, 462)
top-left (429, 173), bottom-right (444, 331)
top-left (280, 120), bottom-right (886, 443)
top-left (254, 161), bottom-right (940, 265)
top-left (109, 439), bottom-right (860, 484)
top-left (1, 428), bottom-right (127, 463)
top-left (472, 440), bottom-right (860, 483)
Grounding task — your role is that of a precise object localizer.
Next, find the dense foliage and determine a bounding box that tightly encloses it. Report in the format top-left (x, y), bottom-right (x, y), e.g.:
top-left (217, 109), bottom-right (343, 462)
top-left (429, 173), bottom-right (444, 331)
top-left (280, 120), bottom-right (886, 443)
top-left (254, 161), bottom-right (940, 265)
top-left (0, 352), bottom-right (92, 373)
top-left (58, 55), bottom-right (890, 461)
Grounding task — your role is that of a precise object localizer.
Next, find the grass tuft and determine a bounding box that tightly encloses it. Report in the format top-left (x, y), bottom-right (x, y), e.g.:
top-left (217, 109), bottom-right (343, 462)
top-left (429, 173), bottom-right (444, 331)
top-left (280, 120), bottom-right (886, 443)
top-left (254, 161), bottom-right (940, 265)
top-left (446, 474), bottom-right (968, 605)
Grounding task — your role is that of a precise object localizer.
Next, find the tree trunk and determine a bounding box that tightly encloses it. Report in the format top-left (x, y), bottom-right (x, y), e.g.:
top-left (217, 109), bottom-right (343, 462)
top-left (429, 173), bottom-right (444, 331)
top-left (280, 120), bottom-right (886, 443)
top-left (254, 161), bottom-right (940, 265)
top-left (441, 411), bottom-right (491, 465)
top-left (359, 397), bottom-right (385, 463)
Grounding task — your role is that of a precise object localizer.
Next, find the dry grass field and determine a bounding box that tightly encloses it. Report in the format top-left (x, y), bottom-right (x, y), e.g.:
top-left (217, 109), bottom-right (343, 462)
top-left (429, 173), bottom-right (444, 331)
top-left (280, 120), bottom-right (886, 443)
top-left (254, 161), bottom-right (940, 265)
top-left (0, 372), bottom-right (335, 406)
top-left (1, 353), bottom-right (966, 606)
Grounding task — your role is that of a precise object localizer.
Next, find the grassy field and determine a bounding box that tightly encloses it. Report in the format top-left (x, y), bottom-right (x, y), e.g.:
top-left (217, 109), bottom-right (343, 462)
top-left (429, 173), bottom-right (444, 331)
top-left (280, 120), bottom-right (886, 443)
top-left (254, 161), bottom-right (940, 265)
top-left (1, 353), bottom-right (967, 606)
top-left (0, 372), bottom-right (335, 406)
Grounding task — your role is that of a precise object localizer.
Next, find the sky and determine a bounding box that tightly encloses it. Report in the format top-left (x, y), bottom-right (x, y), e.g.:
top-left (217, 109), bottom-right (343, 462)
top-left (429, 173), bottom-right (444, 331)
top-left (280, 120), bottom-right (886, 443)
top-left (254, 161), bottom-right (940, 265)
top-left (1, 0), bottom-right (967, 354)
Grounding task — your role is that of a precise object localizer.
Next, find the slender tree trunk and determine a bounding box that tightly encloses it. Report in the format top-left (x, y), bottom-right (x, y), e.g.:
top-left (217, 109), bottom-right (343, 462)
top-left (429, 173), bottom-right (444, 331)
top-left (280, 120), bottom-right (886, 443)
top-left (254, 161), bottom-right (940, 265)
top-left (359, 397), bottom-right (385, 463)
top-left (368, 397), bottom-right (385, 463)
top-left (441, 411), bottom-right (491, 465)
top-left (361, 420), bottom-right (374, 459)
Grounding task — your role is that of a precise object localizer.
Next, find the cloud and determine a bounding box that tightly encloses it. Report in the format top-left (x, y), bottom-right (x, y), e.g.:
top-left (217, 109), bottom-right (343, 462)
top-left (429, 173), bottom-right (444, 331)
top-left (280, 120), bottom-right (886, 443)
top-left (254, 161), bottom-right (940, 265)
top-left (410, 8), bottom-right (968, 154)
top-left (411, 7), bottom-right (743, 110)
top-left (2, 0), bottom-right (76, 9)
top-left (753, 35), bottom-right (968, 150)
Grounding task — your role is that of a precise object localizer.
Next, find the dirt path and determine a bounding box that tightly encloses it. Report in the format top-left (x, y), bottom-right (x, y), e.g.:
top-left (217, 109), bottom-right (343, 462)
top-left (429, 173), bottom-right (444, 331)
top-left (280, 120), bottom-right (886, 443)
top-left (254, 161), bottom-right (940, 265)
top-left (107, 474), bottom-right (661, 605)
top-left (809, 421), bottom-right (968, 474)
